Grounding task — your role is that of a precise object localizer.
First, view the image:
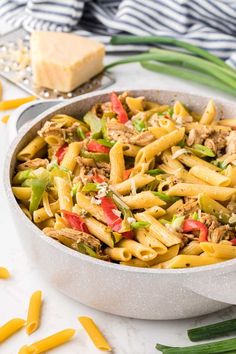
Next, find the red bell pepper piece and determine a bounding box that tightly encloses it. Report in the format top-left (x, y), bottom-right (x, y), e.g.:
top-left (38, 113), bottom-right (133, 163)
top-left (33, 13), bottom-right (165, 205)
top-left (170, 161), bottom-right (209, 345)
top-left (123, 168), bottom-right (133, 180)
top-left (55, 143), bottom-right (68, 164)
top-left (111, 92), bottom-right (128, 124)
top-left (92, 171), bottom-right (105, 183)
top-left (231, 238), bottom-right (236, 245)
top-left (100, 196), bottom-right (122, 232)
top-left (87, 140), bottom-right (110, 154)
top-left (61, 210), bottom-right (89, 233)
top-left (122, 231), bottom-right (134, 239)
top-left (182, 219), bottom-right (208, 242)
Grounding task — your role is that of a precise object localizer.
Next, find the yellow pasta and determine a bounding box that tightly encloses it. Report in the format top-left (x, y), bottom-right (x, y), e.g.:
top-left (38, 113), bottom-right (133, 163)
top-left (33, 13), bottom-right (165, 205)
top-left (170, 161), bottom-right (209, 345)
top-left (136, 229), bottom-right (167, 255)
top-left (162, 150), bottom-right (183, 170)
top-left (158, 117), bottom-right (176, 132)
top-left (61, 142), bottom-right (82, 172)
top-left (19, 329), bottom-right (75, 354)
top-left (200, 242), bottom-right (236, 259)
top-left (219, 118), bottom-right (236, 127)
top-left (175, 168), bottom-right (208, 185)
top-left (118, 239), bottom-right (157, 261)
top-left (113, 174), bottom-right (155, 195)
top-left (135, 128), bottom-right (185, 164)
top-left (33, 200), bottom-right (59, 223)
top-left (120, 259), bottom-right (150, 268)
top-left (135, 212), bottom-right (181, 247)
top-left (156, 255), bottom-right (224, 269)
top-left (167, 183), bottom-right (236, 201)
top-left (189, 165), bottom-right (230, 186)
top-left (126, 96), bottom-right (144, 111)
top-left (105, 247), bottom-right (132, 262)
top-left (17, 136), bottom-right (46, 161)
top-left (83, 216), bottom-right (114, 248)
top-left (173, 100), bottom-right (192, 121)
top-left (109, 141), bottom-right (125, 184)
top-left (78, 317), bottom-right (111, 351)
top-left (54, 177), bottom-right (73, 211)
top-left (148, 126), bottom-right (167, 138)
top-left (200, 99), bottom-right (216, 124)
top-left (150, 244), bottom-right (180, 266)
top-left (223, 165), bottom-right (236, 187)
top-left (0, 267), bottom-right (10, 279)
top-left (121, 191), bottom-right (166, 208)
top-left (122, 144), bottom-right (140, 157)
top-left (144, 206), bottom-right (166, 218)
top-left (0, 318), bottom-right (25, 343)
top-left (165, 199), bottom-right (183, 219)
top-left (12, 187), bottom-right (31, 200)
top-left (75, 193), bottom-right (104, 222)
top-left (26, 290), bottom-right (42, 335)
top-left (180, 241), bottom-right (203, 255)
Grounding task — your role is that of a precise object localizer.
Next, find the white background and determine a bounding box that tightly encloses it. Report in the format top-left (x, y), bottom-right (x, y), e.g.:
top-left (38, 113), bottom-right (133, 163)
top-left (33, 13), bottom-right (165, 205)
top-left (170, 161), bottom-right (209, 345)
top-left (1, 23), bottom-right (236, 354)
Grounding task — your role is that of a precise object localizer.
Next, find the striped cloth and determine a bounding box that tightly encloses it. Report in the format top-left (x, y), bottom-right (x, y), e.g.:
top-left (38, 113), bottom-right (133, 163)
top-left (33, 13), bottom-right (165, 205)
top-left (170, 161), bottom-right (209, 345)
top-left (1, 0), bottom-right (236, 67)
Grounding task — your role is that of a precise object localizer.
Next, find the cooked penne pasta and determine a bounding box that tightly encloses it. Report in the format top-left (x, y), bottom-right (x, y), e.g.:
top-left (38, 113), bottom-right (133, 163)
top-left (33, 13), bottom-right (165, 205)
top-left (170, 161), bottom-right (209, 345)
top-left (19, 329), bottom-right (75, 353)
top-left (110, 141), bottom-right (125, 184)
top-left (26, 290), bottom-right (42, 335)
top-left (200, 242), bottom-right (236, 259)
top-left (0, 318), bottom-right (25, 343)
top-left (0, 267), bottom-right (10, 279)
top-left (17, 136), bottom-right (46, 161)
top-left (168, 183), bottom-right (236, 201)
top-left (189, 166), bottom-right (230, 186)
top-left (12, 91), bottom-right (236, 269)
top-left (118, 239), bottom-right (157, 261)
top-left (78, 317), bottom-right (111, 351)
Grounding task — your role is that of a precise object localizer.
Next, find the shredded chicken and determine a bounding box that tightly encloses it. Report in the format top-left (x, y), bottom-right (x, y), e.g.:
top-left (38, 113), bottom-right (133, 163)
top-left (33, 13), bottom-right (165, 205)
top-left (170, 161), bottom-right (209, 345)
top-left (17, 158), bottom-right (49, 171)
top-left (210, 225), bottom-right (234, 243)
top-left (176, 198), bottom-right (199, 217)
top-left (227, 201), bottom-right (236, 213)
top-left (64, 122), bottom-right (82, 142)
top-left (226, 131), bottom-right (236, 155)
top-left (200, 213), bottom-right (220, 234)
top-left (43, 227), bottom-right (106, 257)
top-left (38, 121), bottom-right (65, 145)
top-left (75, 157), bottom-right (110, 185)
top-left (187, 126), bottom-right (230, 156)
top-left (130, 131), bottom-right (155, 146)
top-left (107, 120), bottom-right (134, 144)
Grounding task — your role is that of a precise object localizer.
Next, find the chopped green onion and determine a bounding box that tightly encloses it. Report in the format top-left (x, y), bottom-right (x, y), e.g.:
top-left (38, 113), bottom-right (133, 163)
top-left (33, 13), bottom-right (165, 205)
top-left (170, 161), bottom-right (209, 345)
top-left (189, 144), bottom-right (215, 157)
top-left (192, 211), bottom-right (198, 220)
top-left (211, 160), bottom-right (228, 170)
top-left (171, 215), bottom-right (185, 230)
top-left (77, 127), bottom-right (86, 140)
top-left (76, 243), bottom-right (99, 258)
top-left (97, 138), bottom-right (115, 148)
top-left (160, 337), bottom-right (236, 353)
top-left (153, 191), bottom-right (180, 203)
top-left (131, 221), bottom-right (150, 229)
top-left (12, 169), bottom-right (35, 185)
top-left (188, 319), bottom-right (236, 342)
top-left (72, 182), bottom-right (81, 197)
top-left (158, 219), bottom-right (171, 225)
top-left (29, 179), bottom-right (47, 213)
top-left (147, 168), bottom-right (164, 176)
top-left (132, 118), bottom-right (147, 132)
top-left (82, 183), bottom-right (98, 192)
top-left (80, 148), bottom-right (109, 162)
top-left (177, 139), bottom-right (185, 148)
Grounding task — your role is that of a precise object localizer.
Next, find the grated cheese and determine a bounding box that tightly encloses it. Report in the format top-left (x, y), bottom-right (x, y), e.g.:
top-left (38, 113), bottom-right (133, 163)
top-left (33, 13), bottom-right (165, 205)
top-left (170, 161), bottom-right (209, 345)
top-left (172, 148), bottom-right (188, 160)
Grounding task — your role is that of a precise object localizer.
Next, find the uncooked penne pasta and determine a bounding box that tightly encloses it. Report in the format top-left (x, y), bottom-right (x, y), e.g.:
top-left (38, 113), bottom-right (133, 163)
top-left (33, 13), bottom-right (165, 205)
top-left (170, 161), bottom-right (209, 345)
top-left (12, 91), bottom-right (236, 270)
top-left (0, 318), bottom-right (25, 343)
top-left (78, 317), bottom-right (111, 351)
top-left (19, 329), bottom-right (75, 354)
top-left (0, 267), bottom-right (10, 279)
top-left (26, 290), bottom-right (42, 335)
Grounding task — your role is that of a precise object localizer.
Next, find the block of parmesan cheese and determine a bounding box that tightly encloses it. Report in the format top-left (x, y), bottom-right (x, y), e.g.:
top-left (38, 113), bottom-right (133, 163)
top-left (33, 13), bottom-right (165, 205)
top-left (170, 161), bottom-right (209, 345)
top-left (30, 32), bottom-right (105, 93)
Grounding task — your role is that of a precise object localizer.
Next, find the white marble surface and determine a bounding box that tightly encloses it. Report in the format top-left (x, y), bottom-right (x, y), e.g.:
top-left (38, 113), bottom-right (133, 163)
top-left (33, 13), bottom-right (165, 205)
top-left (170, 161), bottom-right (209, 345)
top-left (1, 38), bottom-right (236, 353)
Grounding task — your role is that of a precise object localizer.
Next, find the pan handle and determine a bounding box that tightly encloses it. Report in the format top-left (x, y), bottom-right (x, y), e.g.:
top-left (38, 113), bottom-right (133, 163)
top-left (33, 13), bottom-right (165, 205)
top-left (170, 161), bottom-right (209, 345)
top-left (186, 270), bottom-right (236, 305)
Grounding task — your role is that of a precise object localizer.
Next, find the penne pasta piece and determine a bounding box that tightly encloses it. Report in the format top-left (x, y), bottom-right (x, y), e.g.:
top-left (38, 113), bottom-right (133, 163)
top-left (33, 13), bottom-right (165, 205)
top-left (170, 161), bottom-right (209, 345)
top-left (171, 146), bottom-right (220, 171)
top-left (158, 117), bottom-right (176, 132)
top-left (113, 174), bottom-right (154, 195)
top-left (121, 191), bottom-right (166, 208)
top-left (42, 192), bottom-right (53, 217)
top-left (165, 199), bottom-right (183, 219)
top-left (189, 165), bottom-right (230, 186)
top-left (200, 99), bottom-right (216, 124)
top-left (0, 318), bottom-right (25, 343)
top-left (78, 317), bottom-right (111, 351)
top-left (84, 217), bottom-right (114, 248)
top-left (75, 193), bottom-right (104, 222)
top-left (12, 187), bottom-right (31, 200)
top-left (37, 218), bottom-right (56, 229)
top-left (17, 136), bottom-right (46, 161)
top-left (109, 141), bottom-right (125, 184)
top-left (135, 212), bottom-right (181, 247)
top-left (54, 177), bottom-right (73, 212)
top-left (144, 206), bottom-right (166, 218)
top-left (180, 241), bottom-right (203, 255)
top-left (19, 329), bottom-right (75, 354)
top-left (149, 244), bottom-right (180, 266)
top-left (126, 96), bottom-right (144, 111)
top-left (61, 142), bottom-right (82, 172)
top-left (162, 150), bottom-right (183, 170)
top-left (122, 144), bottom-right (140, 157)
top-left (218, 119), bottom-right (236, 128)
top-left (175, 168), bottom-right (208, 185)
top-left (105, 247), bottom-right (132, 262)
top-left (26, 290), bottom-right (42, 335)
top-left (200, 242), bottom-right (236, 259)
top-left (136, 229), bottom-right (167, 255)
top-left (19, 203), bottom-right (32, 220)
top-left (135, 128), bottom-right (185, 164)
top-left (167, 183), bottom-right (236, 201)
top-left (130, 161), bottom-right (152, 176)
top-left (120, 258), bottom-right (150, 268)
top-left (118, 239), bottom-right (157, 261)
top-left (155, 255), bottom-right (224, 269)
top-left (0, 267), bottom-right (10, 279)
top-left (223, 165), bottom-right (236, 187)
top-left (51, 114), bottom-right (79, 127)
top-left (173, 101), bottom-right (192, 121)
top-left (148, 126), bottom-right (167, 138)
top-left (33, 201), bottom-right (59, 223)
top-left (158, 164), bottom-right (178, 174)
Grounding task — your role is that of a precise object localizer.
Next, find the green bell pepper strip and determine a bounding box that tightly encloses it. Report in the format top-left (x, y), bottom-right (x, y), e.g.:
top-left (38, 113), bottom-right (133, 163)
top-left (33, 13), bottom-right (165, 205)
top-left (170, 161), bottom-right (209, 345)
top-left (83, 111), bottom-right (102, 139)
top-left (147, 168), bottom-right (164, 176)
top-left (72, 182), bottom-right (81, 197)
top-left (12, 169), bottom-right (35, 185)
top-left (101, 116), bottom-right (110, 140)
top-left (132, 117), bottom-right (147, 132)
top-left (96, 138), bottom-right (115, 148)
top-left (76, 242), bottom-right (100, 259)
top-left (131, 221), bottom-right (150, 229)
top-left (153, 192), bottom-right (180, 203)
top-left (82, 183), bottom-right (98, 192)
top-left (188, 144), bottom-right (215, 158)
top-left (80, 148), bottom-right (110, 162)
top-left (29, 179), bottom-right (48, 213)
top-left (77, 127), bottom-right (86, 140)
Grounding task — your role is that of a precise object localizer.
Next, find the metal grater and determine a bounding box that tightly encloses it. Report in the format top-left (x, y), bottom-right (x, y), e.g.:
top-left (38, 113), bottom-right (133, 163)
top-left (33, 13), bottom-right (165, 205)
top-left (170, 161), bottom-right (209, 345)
top-left (0, 28), bottom-right (115, 99)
